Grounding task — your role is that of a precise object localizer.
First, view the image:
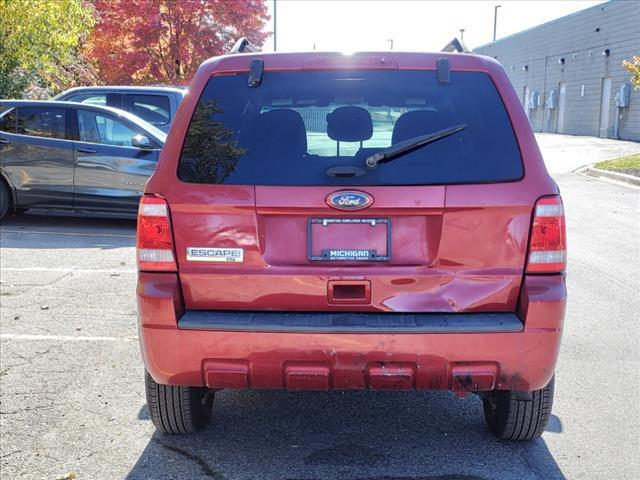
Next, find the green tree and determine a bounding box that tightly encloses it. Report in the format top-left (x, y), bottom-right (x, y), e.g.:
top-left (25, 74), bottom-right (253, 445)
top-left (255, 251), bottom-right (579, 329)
top-left (178, 100), bottom-right (246, 184)
top-left (0, 0), bottom-right (95, 98)
top-left (623, 56), bottom-right (640, 89)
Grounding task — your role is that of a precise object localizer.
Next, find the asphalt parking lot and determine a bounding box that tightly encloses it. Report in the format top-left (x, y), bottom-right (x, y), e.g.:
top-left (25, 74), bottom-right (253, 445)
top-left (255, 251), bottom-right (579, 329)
top-left (1, 134), bottom-right (639, 480)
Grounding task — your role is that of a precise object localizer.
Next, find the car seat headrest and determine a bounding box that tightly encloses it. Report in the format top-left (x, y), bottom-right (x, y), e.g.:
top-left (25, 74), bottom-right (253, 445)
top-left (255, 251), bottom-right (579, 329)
top-left (326, 106), bottom-right (373, 142)
top-left (253, 109), bottom-right (307, 156)
top-left (392, 110), bottom-right (444, 145)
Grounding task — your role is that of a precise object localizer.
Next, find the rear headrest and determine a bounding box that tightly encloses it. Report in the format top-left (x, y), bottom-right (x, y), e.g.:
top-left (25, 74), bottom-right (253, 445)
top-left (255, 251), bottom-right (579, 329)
top-left (326, 106), bottom-right (373, 142)
top-left (392, 110), bottom-right (444, 144)
top-left (252, 109), bottom-right (307, 156)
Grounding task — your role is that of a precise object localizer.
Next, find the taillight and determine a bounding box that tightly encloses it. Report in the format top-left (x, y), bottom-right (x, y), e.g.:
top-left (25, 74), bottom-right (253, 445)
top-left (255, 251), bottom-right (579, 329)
top-left (526, 195), bottom-right (566, 273)
top-left (136, 196), bottom-right (177, 271)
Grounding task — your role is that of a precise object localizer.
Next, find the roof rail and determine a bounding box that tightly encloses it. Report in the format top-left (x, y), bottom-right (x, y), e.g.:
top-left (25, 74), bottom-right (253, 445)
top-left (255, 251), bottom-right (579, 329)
top-left (441, 38), bottom-right (471, 53)
top-left (230, 37), bottom-right (260, 54)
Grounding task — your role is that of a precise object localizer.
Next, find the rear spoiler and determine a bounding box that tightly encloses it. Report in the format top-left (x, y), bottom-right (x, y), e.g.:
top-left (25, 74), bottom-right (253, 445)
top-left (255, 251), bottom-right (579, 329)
top-left (441, 38), bottom-right (471, 53)
top-left (230, 37), bottom-right (260, 54)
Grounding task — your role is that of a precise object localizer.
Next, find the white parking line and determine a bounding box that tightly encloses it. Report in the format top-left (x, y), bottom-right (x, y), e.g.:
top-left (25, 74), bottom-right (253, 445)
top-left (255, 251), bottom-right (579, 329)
top-left (1, 267), bottom-right (137, 273)
top-left (0, 334), bottom-right (137, 342)
top-left (0, 229), bottom-right (135, 238)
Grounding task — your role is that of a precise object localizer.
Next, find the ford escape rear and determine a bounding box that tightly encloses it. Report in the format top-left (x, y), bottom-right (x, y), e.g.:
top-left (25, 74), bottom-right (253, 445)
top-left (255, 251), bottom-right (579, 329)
top-left (136, 51), bottom-right (567, 440)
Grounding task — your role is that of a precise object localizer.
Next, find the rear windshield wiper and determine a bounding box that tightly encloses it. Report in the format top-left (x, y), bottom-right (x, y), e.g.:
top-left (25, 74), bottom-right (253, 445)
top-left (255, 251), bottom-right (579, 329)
top-left (365, 123), bottom-right (467, 168)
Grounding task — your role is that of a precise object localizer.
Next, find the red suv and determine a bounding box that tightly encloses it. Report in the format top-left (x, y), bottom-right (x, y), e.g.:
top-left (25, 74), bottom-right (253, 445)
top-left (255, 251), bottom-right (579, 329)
top-left (137, 51), bottom-right (566, 440)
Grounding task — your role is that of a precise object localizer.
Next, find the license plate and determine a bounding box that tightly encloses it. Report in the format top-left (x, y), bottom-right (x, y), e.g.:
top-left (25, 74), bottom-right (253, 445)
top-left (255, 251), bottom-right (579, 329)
top-left (308, 218), bottom-right (391, 261)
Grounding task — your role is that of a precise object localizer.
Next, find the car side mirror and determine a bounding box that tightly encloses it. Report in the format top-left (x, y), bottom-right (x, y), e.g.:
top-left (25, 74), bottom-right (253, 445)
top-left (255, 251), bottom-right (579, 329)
top-left (131, 134), bottom-right (155, 150)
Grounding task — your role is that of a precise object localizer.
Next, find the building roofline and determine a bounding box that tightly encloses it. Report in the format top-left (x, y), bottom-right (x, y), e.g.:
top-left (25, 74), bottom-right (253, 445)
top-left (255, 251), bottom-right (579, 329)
top-left (474, 0), bottom-right (610, 50)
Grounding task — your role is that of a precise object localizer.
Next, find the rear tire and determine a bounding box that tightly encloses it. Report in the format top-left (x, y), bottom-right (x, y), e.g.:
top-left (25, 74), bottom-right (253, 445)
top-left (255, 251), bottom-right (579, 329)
top-left (145, 370), bottom-right (214, 434)
top-left (0, 181), bottom-right (10, 220)
top-left (482, 376), bottom-right (554, 441)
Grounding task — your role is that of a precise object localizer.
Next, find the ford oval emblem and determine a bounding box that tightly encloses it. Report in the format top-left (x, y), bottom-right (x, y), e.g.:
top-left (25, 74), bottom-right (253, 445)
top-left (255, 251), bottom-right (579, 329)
top-left (326, 191), bottom-right (374, 211)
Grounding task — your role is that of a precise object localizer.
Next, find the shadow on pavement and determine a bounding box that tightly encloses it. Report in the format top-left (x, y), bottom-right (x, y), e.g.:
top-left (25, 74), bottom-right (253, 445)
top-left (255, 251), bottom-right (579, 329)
top-left (126, 390), bottom-right (565, 480)
top-left (546, 415), bottom-right (563, 434)
top-left (0, 212), bottom-right (136, 249)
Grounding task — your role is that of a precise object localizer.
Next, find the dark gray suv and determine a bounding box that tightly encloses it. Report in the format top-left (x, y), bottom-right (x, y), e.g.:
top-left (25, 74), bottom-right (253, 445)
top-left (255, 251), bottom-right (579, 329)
top-left (54, 86), bottom-right (186, 133)
top-left (0, 100), bottom-right (166, 219)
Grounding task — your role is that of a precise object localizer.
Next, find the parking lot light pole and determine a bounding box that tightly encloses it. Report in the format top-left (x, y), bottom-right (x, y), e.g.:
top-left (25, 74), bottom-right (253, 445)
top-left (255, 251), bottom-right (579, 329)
top-left (273, 0), bottom-right (277, 51)
top-left (493, 5), bottom-right (501, 42)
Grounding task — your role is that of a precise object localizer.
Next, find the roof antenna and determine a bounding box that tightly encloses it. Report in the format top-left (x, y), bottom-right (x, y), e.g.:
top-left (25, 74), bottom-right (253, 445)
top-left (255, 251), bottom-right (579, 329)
top-left (437, 58), bottom-right (450, 85)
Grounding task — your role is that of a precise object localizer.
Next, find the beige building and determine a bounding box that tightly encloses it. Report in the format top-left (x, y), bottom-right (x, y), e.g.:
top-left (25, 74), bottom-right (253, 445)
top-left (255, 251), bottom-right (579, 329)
top-left (475, 1), bottom-right (640, 141)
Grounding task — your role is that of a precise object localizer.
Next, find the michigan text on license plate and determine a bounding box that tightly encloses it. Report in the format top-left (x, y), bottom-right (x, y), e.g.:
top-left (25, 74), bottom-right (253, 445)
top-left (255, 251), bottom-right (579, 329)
top-left (308, 218), bottom-right (391, 261)
top-left (321, 249), bottom-right (377, 261)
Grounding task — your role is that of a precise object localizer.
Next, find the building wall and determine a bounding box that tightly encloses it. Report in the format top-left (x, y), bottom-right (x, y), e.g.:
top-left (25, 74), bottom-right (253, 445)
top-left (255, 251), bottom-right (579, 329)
top-left (475, 1), bottom-right (640, 141)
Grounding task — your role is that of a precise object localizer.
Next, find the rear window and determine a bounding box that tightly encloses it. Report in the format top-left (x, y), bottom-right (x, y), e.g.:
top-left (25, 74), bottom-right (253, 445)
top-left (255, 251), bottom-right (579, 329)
top-left (66, 93), bottom-right (122, 109)
top-left (67, 93), bottom-right (108, 106)
top-left (123, 94), bottom-right (171, 126)
top-left (178, 70), bottom-right (523, 186)
top-left (16, 107), bottom-right (66, 139)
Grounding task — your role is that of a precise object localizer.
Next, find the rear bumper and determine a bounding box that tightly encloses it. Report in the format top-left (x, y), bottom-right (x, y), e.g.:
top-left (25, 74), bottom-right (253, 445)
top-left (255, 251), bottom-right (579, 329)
top-left (178, 310), bottom-right (524, 333)
top-left (137, 273), bottom-right (566, 393)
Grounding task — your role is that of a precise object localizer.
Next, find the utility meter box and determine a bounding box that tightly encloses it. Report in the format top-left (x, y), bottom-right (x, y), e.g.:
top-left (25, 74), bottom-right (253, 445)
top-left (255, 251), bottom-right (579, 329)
top-left (615, 83), bottom-right (631, 108)
top-left (529, 91), bottom-right (541, 109)
top-left (546, 89), bottom-right (557, 109)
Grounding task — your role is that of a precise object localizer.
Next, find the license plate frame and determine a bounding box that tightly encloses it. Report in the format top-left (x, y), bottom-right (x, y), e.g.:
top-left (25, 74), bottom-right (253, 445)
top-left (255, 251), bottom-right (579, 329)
top-left (307, 218), bottom-right (391, 261)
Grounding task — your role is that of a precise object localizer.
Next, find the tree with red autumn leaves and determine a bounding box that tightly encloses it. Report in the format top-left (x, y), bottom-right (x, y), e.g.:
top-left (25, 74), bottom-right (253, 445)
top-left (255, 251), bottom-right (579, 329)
top-left (88, 0), bottom-right (269, 85)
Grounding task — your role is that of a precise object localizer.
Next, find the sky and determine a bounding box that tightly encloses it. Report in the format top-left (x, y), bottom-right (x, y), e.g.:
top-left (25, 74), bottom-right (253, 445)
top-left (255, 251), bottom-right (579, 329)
top-left (261, 0), bottom-right (608, 52)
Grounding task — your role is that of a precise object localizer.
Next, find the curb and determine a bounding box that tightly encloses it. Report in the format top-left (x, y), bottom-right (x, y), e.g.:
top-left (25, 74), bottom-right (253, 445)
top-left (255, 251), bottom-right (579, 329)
top-left (582, 166), bottom-right (640, 187)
